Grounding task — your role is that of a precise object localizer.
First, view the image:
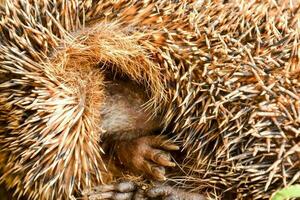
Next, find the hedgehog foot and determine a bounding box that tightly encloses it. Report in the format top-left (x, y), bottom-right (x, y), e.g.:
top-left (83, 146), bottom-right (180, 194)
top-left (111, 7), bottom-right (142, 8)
top-left (116, 136), bottom-right (179, 181)
top-left (147, 185), bottom-right (206, 200)
top-left (85, 181), bottom-right (136, 200)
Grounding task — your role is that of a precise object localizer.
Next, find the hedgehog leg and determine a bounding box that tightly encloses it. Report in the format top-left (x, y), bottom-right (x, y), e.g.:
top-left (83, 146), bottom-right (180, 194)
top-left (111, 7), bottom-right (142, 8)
top-left (147, 185), bottom-right (206, 200)
top-left (115, 136), bottom-right (179, 181)
top-left (85, 181), bottom-right (136, 200)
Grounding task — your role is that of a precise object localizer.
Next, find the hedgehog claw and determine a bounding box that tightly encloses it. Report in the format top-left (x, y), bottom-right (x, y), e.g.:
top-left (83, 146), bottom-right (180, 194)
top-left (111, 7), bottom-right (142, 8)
top-left (147, 185), bottom-right (206, 200)
top-left (116, 136), bottom-right (178, 180)
top-left (132, 188), bottom-right (148, 200)
top-left (85, 181), bottom-right (136, 200)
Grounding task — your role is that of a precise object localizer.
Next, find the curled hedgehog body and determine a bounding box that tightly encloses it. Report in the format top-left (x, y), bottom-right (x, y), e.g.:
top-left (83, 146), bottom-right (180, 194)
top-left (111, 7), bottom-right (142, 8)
top-left (0, 0), bottom-right (299, 199)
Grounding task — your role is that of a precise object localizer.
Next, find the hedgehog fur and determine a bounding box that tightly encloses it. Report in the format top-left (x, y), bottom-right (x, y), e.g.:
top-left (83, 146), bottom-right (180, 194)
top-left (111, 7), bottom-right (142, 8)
top-left (160, 1), bottom-right (300, 199)
top-left (0, 0), bottom-right (300, 200)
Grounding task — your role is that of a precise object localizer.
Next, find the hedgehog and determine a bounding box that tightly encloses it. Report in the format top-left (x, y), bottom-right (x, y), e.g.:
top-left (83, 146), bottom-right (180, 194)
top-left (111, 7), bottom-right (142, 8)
top-left (82, 0), bottom-right (300, 199)
top-left (90, 0), bottom-right (300, 199)
top-left (0, 0), bottom-right (185, 199)
top-left (0, 0), bottom-right (205, 199)
top-left (0, 0), bottom-right (300, 200)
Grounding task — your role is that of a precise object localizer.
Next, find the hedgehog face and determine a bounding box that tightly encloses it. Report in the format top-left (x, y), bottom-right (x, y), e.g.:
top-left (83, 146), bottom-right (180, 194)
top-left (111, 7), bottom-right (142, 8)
top-left (99, 76), bottom-right (161, 141)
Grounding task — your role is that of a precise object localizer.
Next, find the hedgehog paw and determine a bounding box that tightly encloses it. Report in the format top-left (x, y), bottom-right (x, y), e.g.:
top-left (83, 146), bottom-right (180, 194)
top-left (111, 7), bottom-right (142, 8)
top-left (147, 185), bottom-right (206, 200)
top-left (85, 181), bottom-right (136, 200)
top-left (116, 136), bottom-right (179, 181)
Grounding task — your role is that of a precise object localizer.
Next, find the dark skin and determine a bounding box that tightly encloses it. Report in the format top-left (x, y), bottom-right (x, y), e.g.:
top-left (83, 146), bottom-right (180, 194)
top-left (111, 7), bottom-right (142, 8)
top-left (91, 76), bottom-right (206, 200)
